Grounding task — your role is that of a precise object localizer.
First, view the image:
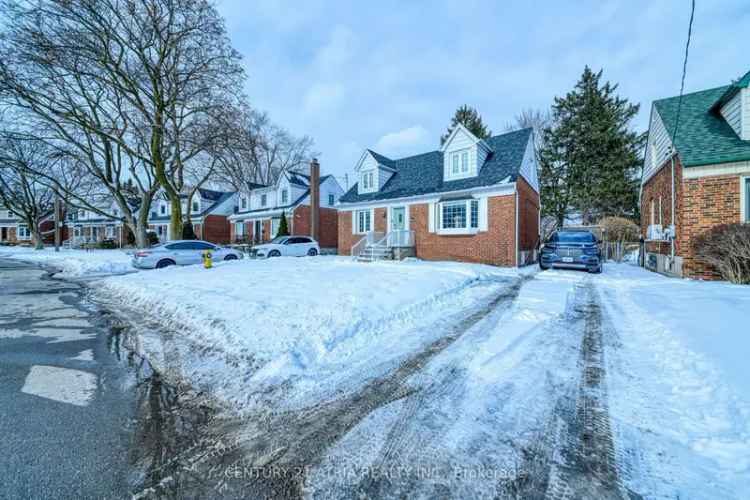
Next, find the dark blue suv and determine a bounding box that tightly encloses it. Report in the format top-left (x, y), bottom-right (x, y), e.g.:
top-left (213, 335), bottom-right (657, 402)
top-left (539, 230), bottom-right (602, 273)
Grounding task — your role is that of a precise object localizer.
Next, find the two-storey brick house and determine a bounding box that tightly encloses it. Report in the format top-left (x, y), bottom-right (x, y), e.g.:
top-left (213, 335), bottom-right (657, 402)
top-left (641, 69), bottom-right (750, 279)
top-left (338, 125), bottom-right (540, 266)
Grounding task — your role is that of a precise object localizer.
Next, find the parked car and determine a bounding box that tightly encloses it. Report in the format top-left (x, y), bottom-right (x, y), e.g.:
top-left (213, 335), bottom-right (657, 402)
top-left (251, 236), bottom-right (320, 258)
top-left (539, 229), bottom-right (602, 273)
top-left (132, 240), bottom-right (243, 269)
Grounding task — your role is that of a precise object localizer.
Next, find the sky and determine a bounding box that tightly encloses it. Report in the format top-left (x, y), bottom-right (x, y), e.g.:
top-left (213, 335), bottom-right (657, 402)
top-left (216, 0), bottom-right (750, 186)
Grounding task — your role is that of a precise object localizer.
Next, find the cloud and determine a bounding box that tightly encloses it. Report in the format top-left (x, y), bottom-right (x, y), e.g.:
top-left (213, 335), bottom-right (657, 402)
top-left (303, 82), bottom-right (346, 115)
top-left (375, 125), bottom-right (431, 157)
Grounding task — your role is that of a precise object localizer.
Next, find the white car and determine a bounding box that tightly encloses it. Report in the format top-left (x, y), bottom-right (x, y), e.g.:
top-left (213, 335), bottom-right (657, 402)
top-left (252, 236), bottom-right (320, 258)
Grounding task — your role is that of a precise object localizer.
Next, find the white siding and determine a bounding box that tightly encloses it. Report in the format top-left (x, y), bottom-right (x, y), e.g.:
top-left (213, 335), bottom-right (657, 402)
top-left (517, 134), bottom-right (539, 192)
top-left (720, 90), bottom-right (743, 137)
top-left (443, 127), bottom-right (481, 181)
top-left (743, 88), bottom-right (750, 140)
top-left (357, 153), bottom-right (379, 195)
top-left (642, 107), bottom-right (674, 184)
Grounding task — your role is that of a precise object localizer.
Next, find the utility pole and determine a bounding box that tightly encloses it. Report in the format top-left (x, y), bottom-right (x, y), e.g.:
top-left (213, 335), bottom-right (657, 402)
top-left (54, 195), bottom-right (61, 252)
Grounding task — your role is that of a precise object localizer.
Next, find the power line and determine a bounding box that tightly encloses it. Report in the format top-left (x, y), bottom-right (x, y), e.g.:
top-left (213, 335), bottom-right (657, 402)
top-left (671, 0), bottom-right (696, 144)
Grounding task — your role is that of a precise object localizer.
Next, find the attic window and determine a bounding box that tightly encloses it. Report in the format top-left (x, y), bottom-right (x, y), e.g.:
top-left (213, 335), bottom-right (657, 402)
top-left (261, 194), bottom-right (267, 207)
top-left (192, 201), bottom-right (199, 212)
top-left (461, 151), bottom-right (469, 172)
top-left (240, 197), bottom-right (247, 209)
top-left (281, 189), bottom-right (288, 204)
top-left (362, 172), bottom-right (374, 191)
top-left (160, 204), bottom-right (166, 215)
top-left (451, 153), bottom-right (459, 175)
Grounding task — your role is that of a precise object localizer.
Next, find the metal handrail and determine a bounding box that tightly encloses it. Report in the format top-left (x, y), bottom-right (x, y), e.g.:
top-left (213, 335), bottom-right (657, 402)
top-left (351, 231), bottom-right (385, 258)
top-left (386, 230), bottom-right (415, 247)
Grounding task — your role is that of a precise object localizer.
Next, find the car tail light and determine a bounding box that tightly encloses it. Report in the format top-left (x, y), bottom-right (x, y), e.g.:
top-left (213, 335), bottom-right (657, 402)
top-left (135, 251), bottom-right (151, 258)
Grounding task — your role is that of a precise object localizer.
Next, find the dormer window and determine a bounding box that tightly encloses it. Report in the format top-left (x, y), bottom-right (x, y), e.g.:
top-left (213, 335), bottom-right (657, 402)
top-left (160, 204), bottom-right (167, 215)
top-left (461, 151), bottom-right (469, 173)
top-left (362, 172), bottom-right (375, 191)
top-left (192, 200), bottom-right (199, 212)
top-left (261, 194), bottom-right (267, 207)
top-left (451, 154), bottom-right (459, 175)
top-left (240, 197), bottom-right (247, 210)
top-left (281, 189), bottom-right (288, 204)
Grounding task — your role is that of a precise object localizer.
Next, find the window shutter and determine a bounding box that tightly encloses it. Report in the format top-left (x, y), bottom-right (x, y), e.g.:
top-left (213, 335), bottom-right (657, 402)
top-left (479, 197), bottom-right (488, 231)
top-left (428, 203), bottom-right (435, 232)
top-left (352, 211), bottom-right (356, 234)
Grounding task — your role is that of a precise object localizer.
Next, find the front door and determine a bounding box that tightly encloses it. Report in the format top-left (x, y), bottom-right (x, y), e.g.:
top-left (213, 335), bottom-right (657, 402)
top-left (1, 227), bottom-right (7, 241)
top-left (254, 221), bottom-right (262, 243)
top-left (391, 207), bottom-right (406, 231)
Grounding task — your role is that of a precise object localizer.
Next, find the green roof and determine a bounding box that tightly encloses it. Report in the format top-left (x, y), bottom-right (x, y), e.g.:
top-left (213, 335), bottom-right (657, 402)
top-left (654, 82), bottom-right (750, 167)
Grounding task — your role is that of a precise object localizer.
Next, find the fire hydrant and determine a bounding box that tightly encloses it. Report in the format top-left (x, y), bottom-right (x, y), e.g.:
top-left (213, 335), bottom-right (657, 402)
top-left (202, 250), bottom-right (213, 269)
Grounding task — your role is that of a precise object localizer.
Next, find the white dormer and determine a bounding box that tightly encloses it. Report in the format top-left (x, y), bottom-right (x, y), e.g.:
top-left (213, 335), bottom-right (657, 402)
top-left (441, 123), bottom-right (490, 182)
top-left (355, 150), bottom-right (395, 195)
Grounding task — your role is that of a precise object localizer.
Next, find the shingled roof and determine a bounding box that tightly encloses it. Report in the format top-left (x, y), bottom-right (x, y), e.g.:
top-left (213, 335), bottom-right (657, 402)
top-left (339, 128), bottom-right (532, 204)
top-left (654, 79), bottom-right (750, 167)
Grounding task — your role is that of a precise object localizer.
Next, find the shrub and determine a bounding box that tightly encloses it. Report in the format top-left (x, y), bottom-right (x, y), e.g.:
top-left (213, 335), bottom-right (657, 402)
top-left (182, 222), bottom-right (197, 240)
top-left (277, 212), bottom-right (289, 237)
top-left (147, 231), bottom-right (160, 246)
top-left (693, 223), bottom-right (750, 284)
top-left (99, 239), bottom-right (117, 249)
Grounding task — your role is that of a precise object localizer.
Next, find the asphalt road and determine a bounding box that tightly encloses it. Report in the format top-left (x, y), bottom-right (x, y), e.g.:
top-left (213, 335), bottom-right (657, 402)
top-left (0, 258), bottom-right (137, 500)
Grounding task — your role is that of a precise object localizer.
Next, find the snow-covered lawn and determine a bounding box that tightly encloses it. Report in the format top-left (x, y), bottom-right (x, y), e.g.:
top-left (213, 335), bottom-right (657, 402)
top-left (0, 246), bottom-right (133, 278)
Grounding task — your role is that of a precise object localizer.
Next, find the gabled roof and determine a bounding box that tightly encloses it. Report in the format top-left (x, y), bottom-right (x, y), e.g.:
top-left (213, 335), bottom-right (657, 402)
top-left (709, 69), bottom-right (750, 113)
top-left (234, 174), bottom-right (334, 216)
top-left (654, 85), bottom-right (750, 167)
top-left (339, 128), bottom-right (532, 204)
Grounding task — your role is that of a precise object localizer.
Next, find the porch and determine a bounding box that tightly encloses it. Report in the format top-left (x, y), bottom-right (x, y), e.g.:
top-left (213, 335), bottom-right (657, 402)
top-left (351, 230), bottom-right (416, 262)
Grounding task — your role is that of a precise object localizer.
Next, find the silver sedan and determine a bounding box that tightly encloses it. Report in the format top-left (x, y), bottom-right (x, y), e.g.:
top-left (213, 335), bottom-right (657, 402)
top-left (132, 240), bottom-right (243, 269)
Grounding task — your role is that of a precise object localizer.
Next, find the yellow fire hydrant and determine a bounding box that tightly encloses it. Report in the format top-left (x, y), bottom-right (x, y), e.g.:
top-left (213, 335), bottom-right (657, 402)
top-left (202, 250), bottom-right (213, 269)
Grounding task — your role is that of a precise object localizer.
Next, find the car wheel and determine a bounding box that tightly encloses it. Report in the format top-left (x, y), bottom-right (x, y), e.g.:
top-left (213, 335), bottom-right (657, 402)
top-left (156, 259), bottom-right (175, 269)
top-left (539, 262), bottom-right (549, 271)
top-left (224, 254), bottom-right (238, 261)
top-left (268, 250), bottom-right (281, 258)
top-left (307, 248), bottom-right (318, 256)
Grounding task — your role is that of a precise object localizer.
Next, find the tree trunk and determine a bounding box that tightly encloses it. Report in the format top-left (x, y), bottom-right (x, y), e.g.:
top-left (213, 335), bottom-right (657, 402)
top-left (169, 197), bottom-right (183, 241)
top-left (32, 227), bottom-right (44, 250)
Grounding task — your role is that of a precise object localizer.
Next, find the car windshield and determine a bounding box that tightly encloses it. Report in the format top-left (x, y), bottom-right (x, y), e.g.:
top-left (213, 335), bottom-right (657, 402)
top-left (270, 236), bottom-right (288, 244)
top-left (553, 231), bottom-right (596, 243)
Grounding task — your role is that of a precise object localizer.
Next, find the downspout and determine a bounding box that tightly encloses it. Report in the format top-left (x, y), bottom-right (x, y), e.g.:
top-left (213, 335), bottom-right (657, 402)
top-left (515, 186), bottom-right (519, 267)
top-left (670, 150), bottom-right (676, 265)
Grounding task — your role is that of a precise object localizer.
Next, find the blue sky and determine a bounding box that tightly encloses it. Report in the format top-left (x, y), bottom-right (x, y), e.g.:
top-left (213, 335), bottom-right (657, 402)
top-left (217, 0), bottom-right (749, 184)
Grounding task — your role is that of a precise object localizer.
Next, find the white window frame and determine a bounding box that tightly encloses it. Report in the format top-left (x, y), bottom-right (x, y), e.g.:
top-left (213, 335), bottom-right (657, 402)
top-left (235, 222), bottom-right (245, 236)
top-left (438, 199), bottom-right (479, 235)
top-left (328, 194), bottom-right (335, 206)
top-left (742, 175), bottom-right (750, 223)
top-left (240, 196), bottom-right (248, 210)
top-left (17, 224), bottom-right (31, 240)
top-left (451, 153), bottom-right (459, 174)
top-left (261, 194), bottom-right (267, 207)
top-left (106, 225), bottom-right (115, 238)
top-left (461, 151), bottom-right (469, 173)
top-left (281, 189), bottom-right (288, 204)
top-left (354, 209), bottom-right (373, 234)
top-left (649, 199), bottom-right (656, 226)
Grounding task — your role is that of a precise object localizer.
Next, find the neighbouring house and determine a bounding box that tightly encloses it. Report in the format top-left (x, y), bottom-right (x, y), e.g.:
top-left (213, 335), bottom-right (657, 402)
top-left (148, 188), bottom-right (236, 244)
top-left (67, 198), bottom-right (133, 247)
top-left (0, 206), bottom-right (66, 245)
top-left (228, 160), bottom-right (344, 250)
top-left (640, 69), bottom-right (750, 279)
top-left (337, 125), bottom-right (540, 266)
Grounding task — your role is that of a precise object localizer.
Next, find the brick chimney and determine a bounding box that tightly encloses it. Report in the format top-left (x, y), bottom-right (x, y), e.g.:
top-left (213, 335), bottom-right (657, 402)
top-left (310, 158), bottom-right (320, 241)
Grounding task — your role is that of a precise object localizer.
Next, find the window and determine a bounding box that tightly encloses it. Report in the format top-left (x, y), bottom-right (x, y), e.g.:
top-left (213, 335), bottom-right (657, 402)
top-left (461, 151), bottom-right (469, 173)
top-left (235, 222), bottom-right (244, 236)
top-left (240, 197), bottom-right (247, 210)
top-left (7, 210), bottom-right (13, 218)
top-left (362, 172), bottom-right (375, 191)
top-left (192, 201), bottom-right (199, 212)
top-left (649, 199), bottom-right (656, 226)
top-left (658, 196), bottom-right (663, 226)
top-left (261, 194), bottom-right (267, 207)
top-left (439, 199), bottom-right (480, 233)
top-left (441, 201), bottom-right (466, 229)
top-left (160, 204), bottom-right (166, 215)
top-left (106, 225), bottom-right (115, 238)
top-left (271, 218), bottom-right (280, 237)
top-left (17, 225), bottom-right (30, 239)
top-left (744, 177), bottom-right (750, 223)
top-left (328, 194), bottom-right (335, 206)
top-left (470, 199), bottom-right (479, 228)
top-left (451, 153), bottom-right (459, 174)
top-left (356, 210), bottom-right (372, 233)
top-left (281, 189), bottom-right (288, 204)
top-left (79, 210), bottom-right (85, 219)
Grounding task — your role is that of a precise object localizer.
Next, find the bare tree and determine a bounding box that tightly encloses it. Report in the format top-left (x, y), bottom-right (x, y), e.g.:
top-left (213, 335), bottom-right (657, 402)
top-left (0, 137), bottom-right (61, 249)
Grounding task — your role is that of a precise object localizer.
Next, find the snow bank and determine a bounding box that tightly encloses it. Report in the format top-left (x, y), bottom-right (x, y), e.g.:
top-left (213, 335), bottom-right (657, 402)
top-left (95, 257), bottom-right (523, 405)
top-left (598, 263), bottom-right (750, 499)
top-left (0, 246), bottom-right (134, 277)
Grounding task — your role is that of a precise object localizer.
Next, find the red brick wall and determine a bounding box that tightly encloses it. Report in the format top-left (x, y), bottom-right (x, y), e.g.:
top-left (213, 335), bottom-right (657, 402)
top-left (293, 205), bottom-right (339, 248)
top-left (517, 177), bottom-right (540, 251)
top-left (411, 196), bottom-right (517, 266)
top-left (201, 215), bottom-right (230, 244)
top-left (338, 212), bottom-right (355, 255)
top-left (1, 226), bottom-right (18, 243)
top-left (681, 174), bottom-right (742, 279)
top-left (640, 156), bottom-right (682, 256)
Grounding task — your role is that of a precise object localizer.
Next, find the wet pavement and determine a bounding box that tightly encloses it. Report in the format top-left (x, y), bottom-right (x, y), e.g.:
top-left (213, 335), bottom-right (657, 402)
top-left (0, 258), bottom-right (222, 499)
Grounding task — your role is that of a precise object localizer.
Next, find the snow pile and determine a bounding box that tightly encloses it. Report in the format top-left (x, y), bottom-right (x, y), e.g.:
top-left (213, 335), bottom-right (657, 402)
top-left (0, 246), bottom-right (134, 277)
top-left (598, 264), bottom-right (750, 499)
top-left (95, 257), bottom-right (523, 406)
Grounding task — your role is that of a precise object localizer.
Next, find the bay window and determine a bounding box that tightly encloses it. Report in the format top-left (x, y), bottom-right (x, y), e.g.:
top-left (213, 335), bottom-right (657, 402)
top-left (355, 210), bottom-right (372, 234)
top-left (439, 199), bottom-right (480, 234)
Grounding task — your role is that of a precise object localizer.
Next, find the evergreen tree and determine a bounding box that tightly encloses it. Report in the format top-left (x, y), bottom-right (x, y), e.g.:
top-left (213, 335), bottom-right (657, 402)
top-left (539, 67), bottom-right (645, 226)
top-left (277, 212), bottom-right (289, 237)
top-left (441, 105), bottom-right (491, 145)
top-left (182, 222), bottom-right (197, 240)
